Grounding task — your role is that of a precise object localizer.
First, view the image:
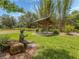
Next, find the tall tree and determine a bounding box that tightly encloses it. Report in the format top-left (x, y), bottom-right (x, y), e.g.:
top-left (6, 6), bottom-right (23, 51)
top-left (33, 0), bottom-right (54, 18)
top-left (33, 0), bottom-right (73, 30)
top-left (55, 0), bottom-right (73, 30)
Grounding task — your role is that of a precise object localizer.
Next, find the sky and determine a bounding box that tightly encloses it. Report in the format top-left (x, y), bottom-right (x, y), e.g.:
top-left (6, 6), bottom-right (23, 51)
top-left (0, 0), bottom-right (37, 18)
top-left (71, 0), bottom-right (79, 11)
top-left (0, 0), bottom-right (79, 18)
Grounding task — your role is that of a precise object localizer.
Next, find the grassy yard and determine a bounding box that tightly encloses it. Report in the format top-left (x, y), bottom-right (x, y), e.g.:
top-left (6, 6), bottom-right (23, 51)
top-left (0, 30), bottom-right (79, 59)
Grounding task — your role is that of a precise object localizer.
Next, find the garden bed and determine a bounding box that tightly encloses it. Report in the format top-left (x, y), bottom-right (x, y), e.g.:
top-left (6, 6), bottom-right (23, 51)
top-left (0, 40), bottom-right (37, 59)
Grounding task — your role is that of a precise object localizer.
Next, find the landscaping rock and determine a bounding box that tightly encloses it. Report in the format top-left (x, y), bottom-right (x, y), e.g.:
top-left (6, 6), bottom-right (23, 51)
top-left (9, 43), bottom-right (25, 55)
top-left (7, 40), bottom-right (18, 46)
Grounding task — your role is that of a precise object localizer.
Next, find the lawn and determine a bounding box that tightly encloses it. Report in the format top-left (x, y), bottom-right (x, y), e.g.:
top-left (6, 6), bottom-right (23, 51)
top-left (0, 30), bottom-right (79, 59)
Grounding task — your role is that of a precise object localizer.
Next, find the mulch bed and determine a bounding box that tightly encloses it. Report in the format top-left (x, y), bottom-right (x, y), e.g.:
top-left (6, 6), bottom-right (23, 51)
top-left (0, 47), bottom-right (36, 59)
top-left (0, 40), bottom-right (37, 59)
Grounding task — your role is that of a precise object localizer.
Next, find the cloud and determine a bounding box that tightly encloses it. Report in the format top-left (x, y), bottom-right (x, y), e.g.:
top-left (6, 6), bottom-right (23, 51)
top-left (71, 7), bottom-right (79, 11)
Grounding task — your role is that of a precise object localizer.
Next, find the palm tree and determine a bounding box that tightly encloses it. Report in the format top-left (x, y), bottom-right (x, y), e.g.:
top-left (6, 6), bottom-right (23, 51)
top-left (55, 0), bottom-right (73, 31)
top-left (32, 0), bottom-right (73, 31)
top-left (33, 0), bottom-right (54, 18)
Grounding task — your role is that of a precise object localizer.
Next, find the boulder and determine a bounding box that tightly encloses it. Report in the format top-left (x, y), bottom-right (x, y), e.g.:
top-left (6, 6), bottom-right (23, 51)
top-left (9, 43), bottom-right (25, 55)
top-left (7, 40), bottom-right (18, 46)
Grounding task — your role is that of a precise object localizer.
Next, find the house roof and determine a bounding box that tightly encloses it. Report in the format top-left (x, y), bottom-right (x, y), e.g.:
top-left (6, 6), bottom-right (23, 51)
top-left (32, 15), bottom-right (51, 23)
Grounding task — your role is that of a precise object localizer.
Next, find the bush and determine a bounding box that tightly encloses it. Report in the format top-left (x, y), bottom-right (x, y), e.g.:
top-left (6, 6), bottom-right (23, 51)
top-left (53, 29), bottom-right (60, 35)
top-left (64, 25), bottom-right (74, 33)
top-left (0, 35), bottom-right (10, 52)
top-left (74, 29), bottom-right (79, 33)
top-left (41, 28), bottom-right (46, 32)
top-left (0, 25), bottom-right (2, 28)
top-left (36, 28), bottom-right (39, 32)
top-left (75, 25), bottom-right (79, 30)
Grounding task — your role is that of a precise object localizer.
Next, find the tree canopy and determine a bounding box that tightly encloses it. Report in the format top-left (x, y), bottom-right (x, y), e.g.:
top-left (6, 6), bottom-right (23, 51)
top-left (0, 0), bottom-right (24, 13)
top-left (0, 15), bottom-right (16, 28)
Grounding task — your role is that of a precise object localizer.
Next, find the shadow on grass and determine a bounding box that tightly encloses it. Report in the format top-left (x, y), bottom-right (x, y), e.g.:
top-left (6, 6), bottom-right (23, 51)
top-left (33, 49), bottom-right (76, 59)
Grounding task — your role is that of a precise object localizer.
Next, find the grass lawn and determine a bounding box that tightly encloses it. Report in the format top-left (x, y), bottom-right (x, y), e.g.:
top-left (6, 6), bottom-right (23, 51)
top-left (0, 30), bottom-right (79, 59)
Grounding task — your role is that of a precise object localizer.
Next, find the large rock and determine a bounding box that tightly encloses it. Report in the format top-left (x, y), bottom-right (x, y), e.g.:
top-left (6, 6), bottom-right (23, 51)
top-left (9, 43), bottom-right (25, 55)
top-left (7, 40), bottom-right (18, 46)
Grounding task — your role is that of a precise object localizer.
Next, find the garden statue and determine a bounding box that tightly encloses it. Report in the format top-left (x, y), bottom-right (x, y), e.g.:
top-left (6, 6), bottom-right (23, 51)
top-left (19, 29), bottom-right (36, 53)
top-left (19, 29), bottom-right (29, 48)
top-left (19, 29), bottom-right (25, 41)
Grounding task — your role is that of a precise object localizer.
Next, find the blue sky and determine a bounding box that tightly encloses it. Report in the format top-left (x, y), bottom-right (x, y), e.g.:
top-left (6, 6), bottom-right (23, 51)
top-left (0, 0), bottom-right (79, 18)
top-left (71, 0), bottom-right (79, 11)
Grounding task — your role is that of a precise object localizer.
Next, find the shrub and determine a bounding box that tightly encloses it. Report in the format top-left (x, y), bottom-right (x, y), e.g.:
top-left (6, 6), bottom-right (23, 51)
top-left (36, 28), bottom-right (39, 32)
top-left (0, 35), bottom-right (10, 52)
top-left (53, 29), bottom-right (60, 35)
top-left (41, 28), bottom-right (46, 32)
top-left (48, 28), bottom-right (53, 32)
top-left (74, 29), bottom-right (79, 33)
top-left (64, 25), bottom-right (74, 33)
top-left (0, 25), bottom-right (2, 28)
top-left (75, 25), bottom-right (79, 30)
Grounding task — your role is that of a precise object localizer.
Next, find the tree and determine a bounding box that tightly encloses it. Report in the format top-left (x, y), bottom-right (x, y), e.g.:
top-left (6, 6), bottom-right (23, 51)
top-left (69, 10), bottom-right (79, 29)
top-left (0, 0), bottom-right (24, 13)
top-left (54, 0), bottom-right (73, 31)
top-left (19, 12), bottom-right (38, 28)
top-left (0, 0), bottom-right (25, 29)
top-left (0, 15), bottom-right (16, 28)
top-left (32, 0), bottom-right (73, 31)
top-left (33, 0), bottom-right (54, 18)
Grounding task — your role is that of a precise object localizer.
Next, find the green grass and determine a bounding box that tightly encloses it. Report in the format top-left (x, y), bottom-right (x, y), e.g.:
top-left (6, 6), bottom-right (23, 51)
top-left (0, 31), bottom-right (79, 59)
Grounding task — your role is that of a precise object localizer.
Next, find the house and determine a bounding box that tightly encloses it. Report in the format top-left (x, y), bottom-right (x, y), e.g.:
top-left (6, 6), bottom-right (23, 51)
top-left (32, 16), bottom-right (54, 32)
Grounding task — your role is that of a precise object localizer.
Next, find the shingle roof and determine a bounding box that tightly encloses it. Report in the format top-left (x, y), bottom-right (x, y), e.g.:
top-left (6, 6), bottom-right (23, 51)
top-left (32, 15), bottom-right (50, 23)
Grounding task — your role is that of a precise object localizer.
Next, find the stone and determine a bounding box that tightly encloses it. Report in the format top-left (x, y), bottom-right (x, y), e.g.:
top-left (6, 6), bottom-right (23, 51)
top-left (7, 40), bottom-right (18, 46)
top-left (9, 43), bottom-right (25, 55)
